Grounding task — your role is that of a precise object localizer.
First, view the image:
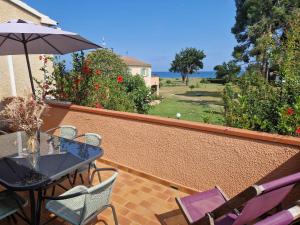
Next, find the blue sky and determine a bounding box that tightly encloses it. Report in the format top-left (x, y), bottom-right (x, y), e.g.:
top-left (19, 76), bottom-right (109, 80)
top-left (24, 0), bottom-right (237, 71)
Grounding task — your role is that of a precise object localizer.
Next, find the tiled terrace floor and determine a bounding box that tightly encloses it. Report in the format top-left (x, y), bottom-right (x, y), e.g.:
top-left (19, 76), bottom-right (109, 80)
top-left (0, 162), bottom-right (189, 225)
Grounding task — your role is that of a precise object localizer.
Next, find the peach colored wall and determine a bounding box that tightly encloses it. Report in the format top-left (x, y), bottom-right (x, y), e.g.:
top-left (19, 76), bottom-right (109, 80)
top-left (0, 0), bottom-right (53, 99)
top-left (43, 104), bottom-right (300, 197)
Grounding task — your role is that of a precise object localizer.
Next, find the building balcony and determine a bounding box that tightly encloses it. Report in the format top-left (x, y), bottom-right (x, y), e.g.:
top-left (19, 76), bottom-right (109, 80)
top-left (29, 103), bottom-right (300, 224)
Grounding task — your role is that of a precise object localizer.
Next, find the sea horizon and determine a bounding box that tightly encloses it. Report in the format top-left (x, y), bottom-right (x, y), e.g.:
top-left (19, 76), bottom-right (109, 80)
top-left (152, 71), bottom-right (216, 78)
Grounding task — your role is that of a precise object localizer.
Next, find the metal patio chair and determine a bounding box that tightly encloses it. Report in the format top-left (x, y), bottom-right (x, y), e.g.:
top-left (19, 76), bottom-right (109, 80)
top-left (44, 168), bottom-right (118, 225)
top-left (45, 125), bottom-right (78, 140)
top-left (254, 203), bottom-right (300, 225)
top-left (0, 190), bottom-right (28, 223)
top-left (176, 171), bottom-right (300, 225)
top-left (44, 125), bottom-right (78, 195)
top-left (72, 133), bottom-right (102, 185)
top-left (0, 130), bottom-right (7, 135)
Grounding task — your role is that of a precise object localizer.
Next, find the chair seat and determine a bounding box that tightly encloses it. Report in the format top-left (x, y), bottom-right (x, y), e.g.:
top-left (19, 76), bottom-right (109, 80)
top-left (0, 190), bottom-right (27, 220)
top-left (178, 187), bottom-right (228, 223)
top-left (46, 185), bottom-right (88, 225)
top-left (215, 213), bottom-right (238, 225)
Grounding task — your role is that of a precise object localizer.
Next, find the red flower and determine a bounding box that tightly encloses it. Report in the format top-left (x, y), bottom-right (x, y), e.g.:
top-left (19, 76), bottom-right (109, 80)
top-left (82, 66), bottom-right (91, 75)
top-left (287, 107), bottom-right (294, 115)
top-left (96, 70), bottom-right (101, 75)
top-left (61, 92), bottom-right (68, 98)
top-left (43, 84), bottom-right (49, 90)
top-left (75, 78), bottom-right (82, 85)
top-left (117, 75), bottom-right (123, 83)
top-left (94, 83), bottom-right (100, 90)
top-left (95, 102), bottom-right (103, 109)
top-left (296, 127), bottom-right (300, 135)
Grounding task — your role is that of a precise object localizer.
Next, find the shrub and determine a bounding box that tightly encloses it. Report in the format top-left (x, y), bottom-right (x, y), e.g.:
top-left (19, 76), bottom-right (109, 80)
top-left (200, 78), bottom-right (209, 84)
top-left (223, 71), bottom-right (280, 133)
top-left (36, 50), bottom-right (152, 114)
top-left (207, 78), bottom-right (226, 85)
top-left (166, 79), bottom-right (172, 85)
top-left (189, 85), bottom-right (195, 91)
top-left (223, 70), bottom-right (300, 136)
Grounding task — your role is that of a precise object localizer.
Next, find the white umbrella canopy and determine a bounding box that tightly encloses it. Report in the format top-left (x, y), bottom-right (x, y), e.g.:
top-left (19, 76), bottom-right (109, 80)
top-left (0, 19), bottom-right (100, 95)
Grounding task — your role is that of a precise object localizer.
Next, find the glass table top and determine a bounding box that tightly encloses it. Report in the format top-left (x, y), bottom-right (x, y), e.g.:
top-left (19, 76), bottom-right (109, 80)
top-left (0, 132), bottom-right (103, 190)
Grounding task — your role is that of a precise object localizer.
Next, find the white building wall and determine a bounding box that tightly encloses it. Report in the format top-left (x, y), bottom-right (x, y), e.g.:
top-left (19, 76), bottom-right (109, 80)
top-left (128, 66), bottom-right (151, 77)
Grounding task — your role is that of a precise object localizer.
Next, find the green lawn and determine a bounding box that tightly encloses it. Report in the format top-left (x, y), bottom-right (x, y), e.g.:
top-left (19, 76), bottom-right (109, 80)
top-left (149, 78), bottom-right (225, 125)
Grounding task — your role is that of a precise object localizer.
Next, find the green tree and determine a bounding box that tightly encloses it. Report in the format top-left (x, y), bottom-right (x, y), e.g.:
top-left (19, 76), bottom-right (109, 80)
top-left (223, 10), bottom-right (300, 136)
top-left (232, 0), bottom-right (300, 79)
top-left (170, 47), bottom-right (206, 85)
top-left (214, 60), bottom-right (241, 82)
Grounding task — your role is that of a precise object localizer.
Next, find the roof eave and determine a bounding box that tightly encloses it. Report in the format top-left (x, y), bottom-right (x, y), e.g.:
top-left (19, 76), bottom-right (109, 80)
top-left (8, 0), bottom-right (58, 25)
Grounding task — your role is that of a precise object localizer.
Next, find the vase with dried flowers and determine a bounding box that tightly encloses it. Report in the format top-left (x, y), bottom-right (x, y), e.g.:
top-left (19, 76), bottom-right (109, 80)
top-left (0, 95), bottom-right (47, 154)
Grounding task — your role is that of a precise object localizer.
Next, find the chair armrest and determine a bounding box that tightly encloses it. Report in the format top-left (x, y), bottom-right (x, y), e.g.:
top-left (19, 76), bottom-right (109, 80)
top-left (43, 190), bottom-right (88, 200)
top-left (89, 168), bottom-right (118, 184)
top-left (44, 126), bottom-right (60, 134)
top-left (0, 130), bottom-right (8, 135)
top-left (73, 134), bottom-right (85, 140)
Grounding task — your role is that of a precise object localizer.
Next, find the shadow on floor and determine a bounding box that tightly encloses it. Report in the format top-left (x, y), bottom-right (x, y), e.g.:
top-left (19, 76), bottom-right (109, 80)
top-left (156, 209), bottom-right (187, 225)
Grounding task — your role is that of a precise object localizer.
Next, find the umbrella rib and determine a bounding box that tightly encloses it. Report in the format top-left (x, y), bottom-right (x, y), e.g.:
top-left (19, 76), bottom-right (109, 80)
top-left (27, 34), bottom-right (51, 43)
top-left (38, 35), bottom-right (63, 55)
top-left (0, 34), bottom-right (11, 48)
top-left (0, 34), bottom-right (21, 42)
top-left (11, 33), bottom-right (22, 41)
top-left (25, 33), bottom-right (34, 41)
top-left (62, 34), bottom-right (100, 47)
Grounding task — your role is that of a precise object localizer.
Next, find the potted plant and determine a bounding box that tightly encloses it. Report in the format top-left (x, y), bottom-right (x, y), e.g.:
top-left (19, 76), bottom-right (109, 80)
top-left (0, 95), bottom-right (47, 154)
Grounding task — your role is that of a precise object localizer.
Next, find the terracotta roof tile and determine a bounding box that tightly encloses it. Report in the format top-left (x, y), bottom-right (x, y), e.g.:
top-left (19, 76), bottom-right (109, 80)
top-left (121, 56), bottom-right (151, 67)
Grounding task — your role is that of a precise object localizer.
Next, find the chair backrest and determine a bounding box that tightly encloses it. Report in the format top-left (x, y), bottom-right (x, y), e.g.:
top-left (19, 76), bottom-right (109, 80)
top-left (59, 125), bottom-right (77, 139)
top-left (84, 133), bottom-right (102, 146)
top-left (254, 204), bottom-right (300, 225)
top-left (209, 172), bottom-right (300, 225)
top-left (0, 130), bottom-right (7, 135)
top-left (80, 169), bottom-right (118, 224)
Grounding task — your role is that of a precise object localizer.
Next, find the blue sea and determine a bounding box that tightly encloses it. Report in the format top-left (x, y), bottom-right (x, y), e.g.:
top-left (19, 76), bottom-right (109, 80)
top-left (153, 71), bottom-right (216, 79)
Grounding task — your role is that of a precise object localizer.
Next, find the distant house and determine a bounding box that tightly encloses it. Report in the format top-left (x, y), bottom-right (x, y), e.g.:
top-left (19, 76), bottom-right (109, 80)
top-left (0, 0), bottom-right (57, 99)
top-left (121, 56), bottom-right (159, 95)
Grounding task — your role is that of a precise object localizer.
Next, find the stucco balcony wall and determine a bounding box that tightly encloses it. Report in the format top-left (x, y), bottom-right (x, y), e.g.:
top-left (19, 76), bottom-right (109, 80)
top-left (42, 103), bottom-right (300, 197)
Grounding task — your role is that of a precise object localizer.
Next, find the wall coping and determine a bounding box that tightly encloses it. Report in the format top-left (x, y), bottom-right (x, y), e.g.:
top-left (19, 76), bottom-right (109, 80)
top-left (49, 103), bottom-right (300, 147)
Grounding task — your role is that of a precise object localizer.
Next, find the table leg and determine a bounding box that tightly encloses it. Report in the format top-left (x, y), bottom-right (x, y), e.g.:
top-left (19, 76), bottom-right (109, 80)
top-left (29, 191), bottom-right (36, 225)
top-left (29, 189), bottom-right (43, 225)
top-left (36, 190), bottom-right (42, 225)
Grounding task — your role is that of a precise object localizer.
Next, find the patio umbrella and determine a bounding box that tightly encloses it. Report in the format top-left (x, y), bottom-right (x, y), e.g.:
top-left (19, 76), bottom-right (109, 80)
top-left (0, 19), bottom-right (100, 96)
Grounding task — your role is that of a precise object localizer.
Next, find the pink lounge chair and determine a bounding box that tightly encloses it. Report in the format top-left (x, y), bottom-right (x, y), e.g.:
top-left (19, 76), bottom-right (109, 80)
top-left (176, 172), bottom-right (300, 225)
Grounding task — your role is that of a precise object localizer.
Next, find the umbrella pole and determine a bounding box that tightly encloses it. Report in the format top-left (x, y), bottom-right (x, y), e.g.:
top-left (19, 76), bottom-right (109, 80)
top-left (22, 34), bottom-right (36, 97)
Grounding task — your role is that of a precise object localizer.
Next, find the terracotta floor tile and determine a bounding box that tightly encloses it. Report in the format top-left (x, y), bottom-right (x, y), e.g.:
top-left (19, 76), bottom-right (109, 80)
top-left (140, 200), bottom-right (152, 208)
top-left (141, 186), bottom-right (152, 193)
top-left (125, 202), bottom-right (138, 210)
top-left (112, 194), bottom-right (127, 205)
top-left (10, 161), bottom-right (189, 225)
top-left (128, 211), bottom-right (152, 224)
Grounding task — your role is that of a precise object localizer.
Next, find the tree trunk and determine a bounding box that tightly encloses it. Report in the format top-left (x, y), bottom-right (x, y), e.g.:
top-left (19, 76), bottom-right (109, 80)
top-left (181, 74), bottom-right (187, 83)
top-left (185, 75), bottom-right (189, 86)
